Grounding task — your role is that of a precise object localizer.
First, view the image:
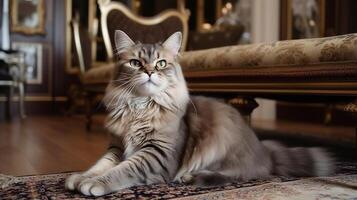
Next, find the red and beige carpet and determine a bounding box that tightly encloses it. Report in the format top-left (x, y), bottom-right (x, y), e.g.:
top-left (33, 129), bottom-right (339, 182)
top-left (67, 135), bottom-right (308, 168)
top-left (1, 161), bottom-right (357, 200)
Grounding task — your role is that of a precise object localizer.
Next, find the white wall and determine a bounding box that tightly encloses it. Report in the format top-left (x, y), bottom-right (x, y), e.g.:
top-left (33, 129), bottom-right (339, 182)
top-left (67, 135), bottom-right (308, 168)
top-left (1, 0), bottom-right (10, 50)
top-left (251, 0), bottom-right (280, 120)
top-left (251, 0), bottom-right (280, 43)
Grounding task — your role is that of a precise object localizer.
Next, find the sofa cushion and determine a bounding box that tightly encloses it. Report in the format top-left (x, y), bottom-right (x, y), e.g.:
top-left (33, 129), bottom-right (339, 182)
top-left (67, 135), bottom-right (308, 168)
top-left (81, 62), bottom-right (116, 85)
top-left (179, 34), bottom-right (357, 71)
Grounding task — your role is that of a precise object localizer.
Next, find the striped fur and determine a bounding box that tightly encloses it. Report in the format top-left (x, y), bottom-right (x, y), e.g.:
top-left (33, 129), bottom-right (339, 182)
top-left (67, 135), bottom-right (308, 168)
top-left (65, 31), bottom-right (335, 196)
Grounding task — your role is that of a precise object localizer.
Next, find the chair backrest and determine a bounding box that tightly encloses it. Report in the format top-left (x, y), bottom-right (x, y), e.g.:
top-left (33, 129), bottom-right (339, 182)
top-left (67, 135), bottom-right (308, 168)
top-left (98, 0), bottom-right (189, 61)
top-left (71, 17), bottom-right (92, 74)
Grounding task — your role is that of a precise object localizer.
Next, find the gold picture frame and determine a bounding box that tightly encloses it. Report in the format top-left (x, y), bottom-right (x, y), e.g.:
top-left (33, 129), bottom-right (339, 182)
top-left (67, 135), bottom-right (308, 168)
top-left (11, 0), bottom-right (46, 35)
top-left (12, 42), bottom-right (43, 84)
top-left (281, 0), bottom-right (325, 40)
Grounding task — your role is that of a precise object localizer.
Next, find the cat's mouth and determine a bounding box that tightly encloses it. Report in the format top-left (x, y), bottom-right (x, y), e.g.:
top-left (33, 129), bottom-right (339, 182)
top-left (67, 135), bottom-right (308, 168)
top-left (139, 79), bottom-right (160, 91)
top-left (140, 76), bottom-right (160, 87)
top-left (146, 79), bottom-right (159, 86)
top-left (138, 73), bottom-right (160, 86)
top-left (136, 80), bottom-right (161, 96)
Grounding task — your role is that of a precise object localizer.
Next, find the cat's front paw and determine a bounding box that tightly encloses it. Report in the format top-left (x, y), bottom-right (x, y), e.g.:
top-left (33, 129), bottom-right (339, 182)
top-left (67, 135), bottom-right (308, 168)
top-left (78, 177), bottom-right (110, 197)
top-left (65, 173), bottom-right (87, 191)
top-left (181, 174), bottom-right (194, 184)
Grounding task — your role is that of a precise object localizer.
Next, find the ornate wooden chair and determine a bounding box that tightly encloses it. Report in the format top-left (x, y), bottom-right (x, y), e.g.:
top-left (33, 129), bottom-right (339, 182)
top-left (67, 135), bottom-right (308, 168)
top-left (76, 0), bottom-right (189, 130)
top-left (0, 50), bottom-right (26, 119)
top-left (70, 16), bottom-right (116, 129)
top-left (0, 59), bottom-right (13, 119)
top-left (98, 0), bottom-right (189, 61)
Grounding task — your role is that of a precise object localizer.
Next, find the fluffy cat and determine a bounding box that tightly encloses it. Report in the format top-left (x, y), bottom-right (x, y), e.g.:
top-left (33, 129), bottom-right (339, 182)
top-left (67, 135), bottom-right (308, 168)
top-left (65, 30), bottom-right (334, 196)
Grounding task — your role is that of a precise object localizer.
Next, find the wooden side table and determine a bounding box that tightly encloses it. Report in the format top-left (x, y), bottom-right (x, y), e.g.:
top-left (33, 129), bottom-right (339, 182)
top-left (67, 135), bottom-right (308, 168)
top-left (0, 50), bottom-right (26, 119)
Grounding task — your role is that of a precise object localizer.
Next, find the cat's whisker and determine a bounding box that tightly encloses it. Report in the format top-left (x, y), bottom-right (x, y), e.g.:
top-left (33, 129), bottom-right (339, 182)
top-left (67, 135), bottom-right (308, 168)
top-left (111, 78), bottom-right (134, 89)
top-left (188, 98), bottom-right (198, 117)
top-left (115, 82), bottom-right (137, 103)
top-left (106, 84), bottom-right (133, 109)
top-left (112, 75), bottom-right (133, 81)
top-left (117, 72), bottom-right (133, 76)
top-left (111, 77), bottom-right (131, 82)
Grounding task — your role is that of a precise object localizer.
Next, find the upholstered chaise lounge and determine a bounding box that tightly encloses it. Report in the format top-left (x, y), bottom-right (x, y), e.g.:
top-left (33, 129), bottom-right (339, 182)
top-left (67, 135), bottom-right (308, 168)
top-left (80, 1), bottom-right (357, 136)
top-left (82, 31), bottom-right (357, 134)
top-left (180, 34), bottom-right (357, 139)
top-left (181, 34), bottom-right (357, 97)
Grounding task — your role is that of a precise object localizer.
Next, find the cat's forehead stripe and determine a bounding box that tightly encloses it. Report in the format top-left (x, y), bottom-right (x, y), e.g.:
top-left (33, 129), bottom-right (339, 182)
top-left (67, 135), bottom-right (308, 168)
top-left (149, 46), bottom-right (154, 59)
top-left (141, 47), bottom-right (146, 54)
top-left (130, 44), bottom-right (166, 63)
top-left (145, 45), bottom-right (160, 60)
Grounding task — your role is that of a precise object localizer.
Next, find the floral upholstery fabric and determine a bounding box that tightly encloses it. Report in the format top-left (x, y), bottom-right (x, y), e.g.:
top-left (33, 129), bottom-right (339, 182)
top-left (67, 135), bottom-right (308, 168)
top-left (179, 34), bottom-right (357, 71)
top-left (80, 34), bottom-right (357, 84)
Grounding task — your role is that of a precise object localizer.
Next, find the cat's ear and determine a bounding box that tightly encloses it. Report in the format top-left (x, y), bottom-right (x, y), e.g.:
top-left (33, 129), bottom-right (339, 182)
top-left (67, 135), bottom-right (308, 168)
top-left (162, 32), bottom-right (182, 55)
top-left (115, 30), bottom-right (135, 51)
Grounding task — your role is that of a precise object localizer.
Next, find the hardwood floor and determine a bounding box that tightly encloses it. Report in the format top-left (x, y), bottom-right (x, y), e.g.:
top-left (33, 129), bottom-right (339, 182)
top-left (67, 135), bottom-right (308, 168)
top-left (0, 115), bottom-right (355, 176)
top-left (0, 115), bottom-right (109, 176)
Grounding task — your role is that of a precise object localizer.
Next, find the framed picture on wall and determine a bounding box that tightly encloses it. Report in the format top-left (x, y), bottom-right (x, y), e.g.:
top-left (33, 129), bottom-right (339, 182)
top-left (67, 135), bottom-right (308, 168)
top-left (12, 42), bottom-right (43, 84)
top-left (281, 0), bottom-right (325, 39)
top-left (11, 0), bottom-right (46, 35)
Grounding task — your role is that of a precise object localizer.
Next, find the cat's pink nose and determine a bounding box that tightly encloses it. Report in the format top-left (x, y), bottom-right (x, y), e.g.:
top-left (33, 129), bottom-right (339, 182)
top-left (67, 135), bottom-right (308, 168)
top-left (145, 71), bottom-right (154, 77)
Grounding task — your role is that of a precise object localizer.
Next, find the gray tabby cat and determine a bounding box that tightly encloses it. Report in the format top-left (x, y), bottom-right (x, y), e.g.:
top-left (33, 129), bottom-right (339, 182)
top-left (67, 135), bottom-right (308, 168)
top-left (65, 30), bottom-right (334, 196)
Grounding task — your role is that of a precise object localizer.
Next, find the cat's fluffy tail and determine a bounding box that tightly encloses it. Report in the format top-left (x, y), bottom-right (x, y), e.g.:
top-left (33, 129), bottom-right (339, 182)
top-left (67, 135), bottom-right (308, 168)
top-left (262, 140), bottom-right (335, 177)
top-left (182, 141), bottom-right (334, 187)
top-left (181, 171), bottom-right (234, 187)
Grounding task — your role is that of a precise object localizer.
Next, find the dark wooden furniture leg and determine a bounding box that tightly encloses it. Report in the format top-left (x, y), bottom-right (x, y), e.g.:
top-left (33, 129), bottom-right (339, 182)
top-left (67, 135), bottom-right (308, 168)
top-left (18, 82), bottom-right (26, 119)
top-left (342, 101), bottom-right (357, 147)
top-left (85, 92), bottom-right (94, 132)
top-left (5, 86), bottom-right (12, 120)
top-left (228, 97), bottom-right (259, 124)
top-left (324, 103), bottom-right (333, 125)
top-left (343, 101), bottom-right (357, 147)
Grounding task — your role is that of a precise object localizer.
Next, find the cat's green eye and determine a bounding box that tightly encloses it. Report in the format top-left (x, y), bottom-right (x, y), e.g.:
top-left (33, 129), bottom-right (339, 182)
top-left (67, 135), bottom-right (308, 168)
top-left (155, 60), bottom-right (167, 69)
top-left (129, 59), bottom-right (142, 68)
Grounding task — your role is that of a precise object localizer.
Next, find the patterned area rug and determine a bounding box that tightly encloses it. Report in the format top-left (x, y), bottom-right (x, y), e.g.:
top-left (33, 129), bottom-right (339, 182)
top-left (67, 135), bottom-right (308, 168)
top-left (1, 161), bottom-right (357, 200)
